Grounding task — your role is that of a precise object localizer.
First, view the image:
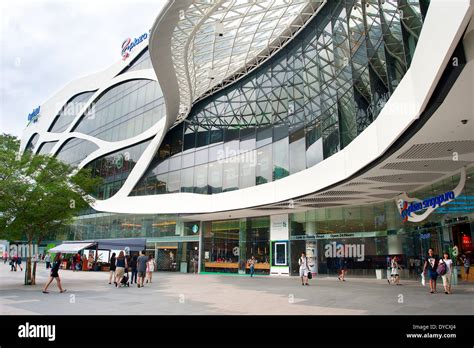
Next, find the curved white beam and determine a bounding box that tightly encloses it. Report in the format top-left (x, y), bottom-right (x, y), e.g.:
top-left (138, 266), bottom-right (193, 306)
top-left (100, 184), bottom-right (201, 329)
top-left (93, 0), bottom-right (473, 214)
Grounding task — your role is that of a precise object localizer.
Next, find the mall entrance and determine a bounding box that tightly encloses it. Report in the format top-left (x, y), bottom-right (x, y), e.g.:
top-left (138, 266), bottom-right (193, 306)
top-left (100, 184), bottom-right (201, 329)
top-left (153, 241), bottom-right (199, 273)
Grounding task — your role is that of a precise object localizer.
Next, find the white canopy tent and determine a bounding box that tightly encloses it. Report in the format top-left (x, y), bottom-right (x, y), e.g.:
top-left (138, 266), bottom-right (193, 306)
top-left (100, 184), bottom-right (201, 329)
top-left (48, 242), bottom-right (96, 254)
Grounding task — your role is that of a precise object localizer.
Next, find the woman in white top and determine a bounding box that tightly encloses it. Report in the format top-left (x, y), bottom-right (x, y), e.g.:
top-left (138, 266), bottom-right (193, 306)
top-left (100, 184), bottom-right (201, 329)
top-left (298, 252), bottom-right (309, 286)
top-left (146, 255), bottom-right (156, 284)
top-left (440, 251), bottom-right (453, 294)
top-left (389, 256), bottom-right (401, 285)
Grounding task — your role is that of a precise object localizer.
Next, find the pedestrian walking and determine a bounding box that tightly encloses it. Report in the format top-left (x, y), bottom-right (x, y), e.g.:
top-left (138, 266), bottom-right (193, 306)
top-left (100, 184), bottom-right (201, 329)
top-left (87, 253), bottom-right (94, 271)
top-left (388, 256), bottom-right (401, 285)
top-left (16, 255), bottom-right (23, 271)
top-left (42, 253), bottom-right (66, 294)
top-left (3, 250), bottom-right (8, 264)
top-left (192, 255), bottom-right (198, 274)
top-left (114, 251), bottom-right (128, 287)
top-left (461, 254), bottom-right (470, 281)
top-left (338, 257), bottom-right (347, 281)
top-left (70, 254), bottom-right (76, 272)
top-left (44, 253), bottom-right (51, 269)
top-left (130, 255), bottom-right (138, 284)
top-left (440, 251), bottom-right (453, 294)
top-left (108, 252), bottom-right (116, 285)
top-left (137, 251), bottom-right (147, 288)
top-left (298, 252), bottom-right (309, 286)
top-left (75, 253), bottom-right (82, 271)
top-left (414, 257), bottom-right (421, 274)
top-left (423, 248), bottom-right (439, 294)
top-left (146, 255), bottom-right (155, 283)
top-left (249, 256), bottom-right (256, 277)
top-left (10, 255), bottom-right (17, 271)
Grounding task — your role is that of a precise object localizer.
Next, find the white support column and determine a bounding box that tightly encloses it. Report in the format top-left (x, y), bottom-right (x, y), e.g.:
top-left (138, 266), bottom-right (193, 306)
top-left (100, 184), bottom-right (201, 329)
top-left (305, 221), bottom-right (318, 275)
top-left (270, 214), bottom-right (289, 276)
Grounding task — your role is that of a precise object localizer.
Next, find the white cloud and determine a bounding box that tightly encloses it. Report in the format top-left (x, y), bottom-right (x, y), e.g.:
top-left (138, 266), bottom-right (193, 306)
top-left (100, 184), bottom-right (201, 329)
top-left (0, 0), bottom-right (166, 137)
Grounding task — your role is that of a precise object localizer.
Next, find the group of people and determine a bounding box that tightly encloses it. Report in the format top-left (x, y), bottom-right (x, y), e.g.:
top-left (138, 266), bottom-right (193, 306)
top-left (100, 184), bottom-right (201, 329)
top-left (296, 248), bottom-right (471, 293)
top-left (7, 254), bottom-right (23, 272)
top-left (108, 250), bottom-right (156, 288)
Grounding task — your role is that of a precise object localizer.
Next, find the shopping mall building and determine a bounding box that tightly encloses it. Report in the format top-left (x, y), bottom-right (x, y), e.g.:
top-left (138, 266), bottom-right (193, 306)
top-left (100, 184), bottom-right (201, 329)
top-left (20, 0), bottom-right (474, 278)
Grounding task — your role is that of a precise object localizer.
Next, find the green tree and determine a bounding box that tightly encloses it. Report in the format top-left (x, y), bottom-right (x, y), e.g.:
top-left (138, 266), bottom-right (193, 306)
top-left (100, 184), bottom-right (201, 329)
top-left (0, 134), bottom-right (101, 285)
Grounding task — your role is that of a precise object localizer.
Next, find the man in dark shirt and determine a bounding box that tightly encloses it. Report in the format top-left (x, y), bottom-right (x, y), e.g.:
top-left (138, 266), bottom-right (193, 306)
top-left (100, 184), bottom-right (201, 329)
top-left (136, 250), bottom-right (148, 288)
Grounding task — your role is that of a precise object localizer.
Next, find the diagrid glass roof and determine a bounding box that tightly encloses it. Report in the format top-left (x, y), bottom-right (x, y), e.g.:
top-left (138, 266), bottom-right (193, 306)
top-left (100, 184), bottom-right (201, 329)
top-left (171, 0), bottom-right (324, 122)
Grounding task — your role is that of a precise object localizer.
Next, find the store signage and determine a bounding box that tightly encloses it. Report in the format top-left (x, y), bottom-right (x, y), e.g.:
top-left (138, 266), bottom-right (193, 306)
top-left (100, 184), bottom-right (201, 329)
top-left (27, 106), bottom-right (40, 124)
top-left (400, 191), bottom-right (455, 221)
top-left (121, 32), bottom-right (148, 60)
top-left (293, 231), bottom-right (387, 240)
top-left (270, 214), bottom-right (289, 241)
top-left (396, 167), bottom-right (466, 223)
top-left (192, 224), bottom-right (199, 233)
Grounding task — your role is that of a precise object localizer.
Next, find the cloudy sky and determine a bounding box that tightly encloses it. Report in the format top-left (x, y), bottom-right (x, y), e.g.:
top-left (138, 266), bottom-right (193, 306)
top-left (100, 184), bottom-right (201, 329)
top-left (0, 0), bottom-right (166, 137)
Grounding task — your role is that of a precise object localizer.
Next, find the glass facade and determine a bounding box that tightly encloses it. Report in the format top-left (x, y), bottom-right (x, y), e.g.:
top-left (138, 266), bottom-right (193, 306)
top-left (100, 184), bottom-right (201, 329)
top-left (37, 141), bottom-right (58, 155)
top-left (133, 0), bottom-right (428, 196)
top-left (85, 140), bottom-right (151, 199)
top-left (67, 167), bottom-right (473, 277)
top-left (119, 48), bottom-right (153, 74)
top-left (48, 91), bottom-right (96, 133)
top-left (24, 133), bottom-right (39, 153)
top-left (55, 138), bottom-right (99, 166)
top-left (73, 79), bottom-right (165, 142)
top-left (290, 167), bottom-right (474, 278)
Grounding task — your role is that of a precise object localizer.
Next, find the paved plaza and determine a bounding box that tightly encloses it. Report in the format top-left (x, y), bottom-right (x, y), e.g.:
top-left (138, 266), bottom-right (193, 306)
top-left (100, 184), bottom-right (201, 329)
top-left (0, 263), bottom-right (473, 315)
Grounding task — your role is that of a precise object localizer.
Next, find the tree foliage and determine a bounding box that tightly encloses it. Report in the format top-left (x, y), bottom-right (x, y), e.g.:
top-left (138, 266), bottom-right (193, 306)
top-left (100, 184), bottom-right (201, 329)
top-left (0, 133), bottom-right (102, 284)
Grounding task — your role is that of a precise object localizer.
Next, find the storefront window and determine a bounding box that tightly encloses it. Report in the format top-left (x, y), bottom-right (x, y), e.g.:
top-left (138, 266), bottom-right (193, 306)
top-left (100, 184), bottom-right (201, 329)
top-left (202, 217), bottom-right (270, 274)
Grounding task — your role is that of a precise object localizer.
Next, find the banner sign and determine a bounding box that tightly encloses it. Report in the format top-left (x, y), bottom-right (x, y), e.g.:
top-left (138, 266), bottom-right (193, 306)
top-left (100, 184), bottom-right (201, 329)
top-left (396, 167), bottom-right (466, 222)
top-left (27, 106), bottom-right (40, 124)
top-left (121, 32), bottom-right (148, 60)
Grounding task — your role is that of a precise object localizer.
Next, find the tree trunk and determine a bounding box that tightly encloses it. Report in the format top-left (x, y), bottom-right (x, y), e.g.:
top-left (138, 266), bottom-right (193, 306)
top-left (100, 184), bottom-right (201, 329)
top-left (32, 237), bottom-right (43, 286)
top-left (24, 241), bottom-right (33, 285)
top-left (32, 259), bottom-right (37, 285)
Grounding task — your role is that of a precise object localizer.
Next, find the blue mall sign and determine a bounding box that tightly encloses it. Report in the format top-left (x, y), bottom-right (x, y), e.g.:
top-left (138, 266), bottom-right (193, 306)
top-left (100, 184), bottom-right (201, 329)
top-left (121, 32), bottom-right (148, 60)
top-left (27, 106), bottom-right (40, 123)
top-left (400, 191), bottom-right (455, 221)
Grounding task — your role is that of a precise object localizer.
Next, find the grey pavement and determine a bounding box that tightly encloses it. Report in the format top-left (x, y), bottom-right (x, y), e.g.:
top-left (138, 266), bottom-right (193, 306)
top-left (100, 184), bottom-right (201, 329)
top-left (1, 262), bottom-right (473, 315)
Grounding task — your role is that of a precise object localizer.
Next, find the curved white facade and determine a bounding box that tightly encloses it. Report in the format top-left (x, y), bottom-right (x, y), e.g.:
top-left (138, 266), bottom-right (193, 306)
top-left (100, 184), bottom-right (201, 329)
top-left (20, 0), bottom-right (474, 218)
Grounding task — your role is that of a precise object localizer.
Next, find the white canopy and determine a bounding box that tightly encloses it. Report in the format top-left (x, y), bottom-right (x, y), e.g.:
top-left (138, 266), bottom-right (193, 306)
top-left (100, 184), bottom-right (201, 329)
top-left (48, 242), bottom-right (96, 254)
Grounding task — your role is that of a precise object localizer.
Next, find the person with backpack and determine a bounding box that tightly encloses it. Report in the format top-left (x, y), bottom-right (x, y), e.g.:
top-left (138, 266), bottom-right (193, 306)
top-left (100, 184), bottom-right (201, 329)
top-left (298, 252), bottom-right (309, 286)
top-left (114, 251), bottom-right (128, 287)
top-left (439, 251), bottom-right (453, 294)
top-left (423, 248), bottom-right (439, 294)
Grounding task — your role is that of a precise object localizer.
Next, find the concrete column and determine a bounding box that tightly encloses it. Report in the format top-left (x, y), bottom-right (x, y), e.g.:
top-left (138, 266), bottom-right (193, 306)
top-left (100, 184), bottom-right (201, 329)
top-left (239, 218), bottom-right (247, 275)
top-left (197, 221), bottom-right (203, 273)
top-left (387, 233), bottom-right (403, 255)
top-left (305, 221), bottom-right (318, 274)
top-left (175, 221), bottom-right (184, 236)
